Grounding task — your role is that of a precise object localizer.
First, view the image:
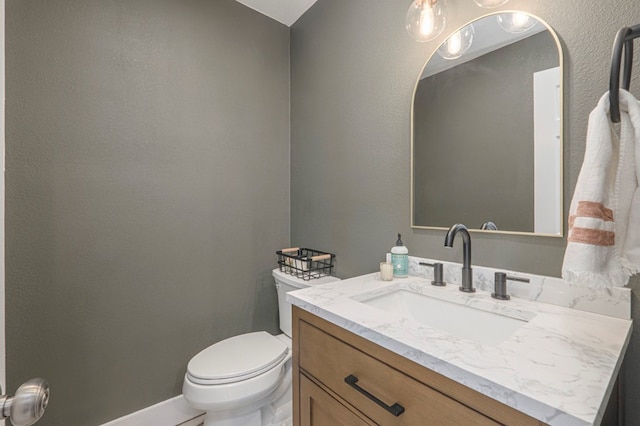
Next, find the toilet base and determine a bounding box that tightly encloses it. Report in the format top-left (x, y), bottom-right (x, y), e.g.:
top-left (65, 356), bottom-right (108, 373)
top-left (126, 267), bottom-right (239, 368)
top-left (262, 400), bottom-right (292, 426)
top-left (203, 409), bottom-right (262, 426)
top-left (200, 391), bottom-right (291, 426)
top-left (260, 378), bottom-right (292, 426)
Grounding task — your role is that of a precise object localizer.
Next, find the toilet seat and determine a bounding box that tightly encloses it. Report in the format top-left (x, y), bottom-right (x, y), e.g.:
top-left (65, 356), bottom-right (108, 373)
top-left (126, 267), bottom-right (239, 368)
top-left (187, 331), bottom-right (288, 385)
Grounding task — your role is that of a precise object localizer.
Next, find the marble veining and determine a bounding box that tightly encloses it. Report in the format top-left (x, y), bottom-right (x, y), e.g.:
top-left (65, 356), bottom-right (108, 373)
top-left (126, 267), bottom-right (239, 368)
top-left (288, 264), bottom-right (632, 426)
top-left (403, 256), bottom-right (631, 320)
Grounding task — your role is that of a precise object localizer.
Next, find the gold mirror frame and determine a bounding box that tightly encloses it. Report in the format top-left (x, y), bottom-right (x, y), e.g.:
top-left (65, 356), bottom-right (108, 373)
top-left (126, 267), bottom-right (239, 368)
top-left (410, 11), bottom-right (565, 237)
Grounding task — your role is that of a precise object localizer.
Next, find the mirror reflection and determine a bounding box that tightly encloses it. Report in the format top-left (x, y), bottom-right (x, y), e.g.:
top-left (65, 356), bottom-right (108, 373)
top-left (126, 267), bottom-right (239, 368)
top-left (411, 12), bottom-right (563, 236)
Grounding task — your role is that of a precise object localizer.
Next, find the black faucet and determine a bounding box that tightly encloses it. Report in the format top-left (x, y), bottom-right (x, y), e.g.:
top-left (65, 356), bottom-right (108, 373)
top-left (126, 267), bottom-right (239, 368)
top-left (444, 224), bottom-right (475, 293)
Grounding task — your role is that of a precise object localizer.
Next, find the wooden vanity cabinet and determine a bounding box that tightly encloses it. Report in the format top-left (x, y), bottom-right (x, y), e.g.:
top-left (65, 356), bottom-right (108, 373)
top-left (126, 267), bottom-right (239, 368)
top-left (292, 306), bottom-right (546, 426)
top-left (299, 373), bottom-right (375, 426)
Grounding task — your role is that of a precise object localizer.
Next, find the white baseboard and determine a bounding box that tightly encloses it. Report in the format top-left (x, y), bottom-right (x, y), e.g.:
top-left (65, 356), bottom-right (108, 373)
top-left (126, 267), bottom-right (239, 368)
top-left (101, 395), bottom-right (203, 426)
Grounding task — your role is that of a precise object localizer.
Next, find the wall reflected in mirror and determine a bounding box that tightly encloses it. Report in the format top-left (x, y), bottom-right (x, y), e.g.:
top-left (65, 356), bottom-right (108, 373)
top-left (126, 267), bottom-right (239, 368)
top-left (411, 12), bottom-right (563, 236)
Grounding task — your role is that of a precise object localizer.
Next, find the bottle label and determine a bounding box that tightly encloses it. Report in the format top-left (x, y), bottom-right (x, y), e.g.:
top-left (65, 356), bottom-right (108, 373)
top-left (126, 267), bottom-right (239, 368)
top-left (391, 253), bottom-right (408, 277)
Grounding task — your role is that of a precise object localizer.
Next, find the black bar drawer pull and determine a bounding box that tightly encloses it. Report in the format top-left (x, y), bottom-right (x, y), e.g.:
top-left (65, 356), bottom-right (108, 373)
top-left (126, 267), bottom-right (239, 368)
top-left (344, 374), bottom-right (405, 417)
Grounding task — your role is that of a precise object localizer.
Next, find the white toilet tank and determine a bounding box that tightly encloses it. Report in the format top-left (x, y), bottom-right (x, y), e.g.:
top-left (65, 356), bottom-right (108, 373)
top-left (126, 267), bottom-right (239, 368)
top-left (272, 268), bottom-right (340, 337)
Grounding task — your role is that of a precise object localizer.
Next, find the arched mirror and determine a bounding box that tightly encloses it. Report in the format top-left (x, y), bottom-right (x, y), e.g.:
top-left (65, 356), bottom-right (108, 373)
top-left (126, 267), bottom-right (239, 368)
top-left (411, 12), bottom-right (563, 236)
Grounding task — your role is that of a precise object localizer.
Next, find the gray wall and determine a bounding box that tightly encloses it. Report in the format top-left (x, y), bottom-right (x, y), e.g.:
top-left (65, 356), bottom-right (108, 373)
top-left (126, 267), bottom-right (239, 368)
top-left (6, 1), bottom-right (289, 425)
top-left (290, 0), bottom-right (640, 423)
top-left (414, 31), bottom-right (558, 232)
top-left (7, 0), bottom-right (640, 425)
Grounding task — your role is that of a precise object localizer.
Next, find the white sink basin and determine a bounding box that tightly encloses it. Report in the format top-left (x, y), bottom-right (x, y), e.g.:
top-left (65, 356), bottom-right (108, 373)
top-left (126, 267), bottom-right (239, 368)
top-left (358, 289), bottom-right (533, 346)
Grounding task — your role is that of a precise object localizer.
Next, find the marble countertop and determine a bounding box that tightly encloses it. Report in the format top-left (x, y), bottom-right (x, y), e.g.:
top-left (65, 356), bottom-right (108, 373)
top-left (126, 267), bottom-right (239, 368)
top-left (288, 272), bottom-right (632, 426)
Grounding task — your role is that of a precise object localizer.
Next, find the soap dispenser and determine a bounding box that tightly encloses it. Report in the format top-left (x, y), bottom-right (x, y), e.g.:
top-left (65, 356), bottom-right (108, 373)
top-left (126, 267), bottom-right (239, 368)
top-left (391, 233), bottom-right (409, 278)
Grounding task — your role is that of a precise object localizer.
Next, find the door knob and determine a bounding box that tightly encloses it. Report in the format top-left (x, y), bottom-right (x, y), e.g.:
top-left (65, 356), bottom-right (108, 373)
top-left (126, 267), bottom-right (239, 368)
top-left (0, 378), bottom-right (49, 426)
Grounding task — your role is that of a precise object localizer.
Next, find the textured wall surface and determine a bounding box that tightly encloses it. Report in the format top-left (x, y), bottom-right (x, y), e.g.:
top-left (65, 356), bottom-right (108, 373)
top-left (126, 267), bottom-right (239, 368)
top-left (5, 0), bottom-right (289, 424)
top-left (291, 0), bottom-right (640, 422)
top-left (6, 0), bottom-right (640, 424)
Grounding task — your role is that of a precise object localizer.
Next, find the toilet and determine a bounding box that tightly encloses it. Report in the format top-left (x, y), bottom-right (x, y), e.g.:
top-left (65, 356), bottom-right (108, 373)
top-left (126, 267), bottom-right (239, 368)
top-left (182, 268), bottom-right (340, 426)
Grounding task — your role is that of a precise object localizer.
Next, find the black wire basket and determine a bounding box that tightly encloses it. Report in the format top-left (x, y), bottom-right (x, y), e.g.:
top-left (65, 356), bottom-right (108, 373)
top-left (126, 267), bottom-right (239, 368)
top-left (276, 247), bottom-right (335, 280)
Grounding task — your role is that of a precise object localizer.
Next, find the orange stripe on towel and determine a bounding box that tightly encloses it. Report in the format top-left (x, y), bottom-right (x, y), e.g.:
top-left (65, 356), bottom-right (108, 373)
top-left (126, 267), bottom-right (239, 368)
top-left (568, 227), bottom-right (615, 246)
top-left (575, 201), bottom-right (614, 222)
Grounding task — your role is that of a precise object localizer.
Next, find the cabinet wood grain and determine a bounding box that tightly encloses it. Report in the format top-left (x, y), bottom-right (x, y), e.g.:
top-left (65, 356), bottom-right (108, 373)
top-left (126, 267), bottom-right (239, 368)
top-left (293, 305), bottom-right (544, 426)
top-left (300, 374), bottom-right (374, 426)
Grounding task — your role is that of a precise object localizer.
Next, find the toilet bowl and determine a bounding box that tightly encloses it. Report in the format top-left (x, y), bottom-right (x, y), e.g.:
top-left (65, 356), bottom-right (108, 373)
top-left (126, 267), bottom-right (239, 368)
top-left (182, 268), bottom-right (340, 426)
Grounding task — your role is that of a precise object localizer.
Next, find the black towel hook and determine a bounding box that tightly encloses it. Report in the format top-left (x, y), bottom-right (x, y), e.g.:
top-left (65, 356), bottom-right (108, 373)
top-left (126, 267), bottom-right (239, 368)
top-left (610, 24), bottom-right (640, 123)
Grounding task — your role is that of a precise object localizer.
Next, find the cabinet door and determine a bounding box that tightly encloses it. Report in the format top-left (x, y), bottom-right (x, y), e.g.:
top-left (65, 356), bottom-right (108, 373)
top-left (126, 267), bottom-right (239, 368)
top-left (299, 320), bottom-right (501, 426)
top-left (300, 374), bottom-right (373, 426)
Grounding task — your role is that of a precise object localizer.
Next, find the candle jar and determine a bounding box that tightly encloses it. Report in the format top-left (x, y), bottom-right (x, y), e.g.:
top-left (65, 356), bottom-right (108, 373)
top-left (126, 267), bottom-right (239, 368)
top-left (380, 262), bottom-right (394, 281)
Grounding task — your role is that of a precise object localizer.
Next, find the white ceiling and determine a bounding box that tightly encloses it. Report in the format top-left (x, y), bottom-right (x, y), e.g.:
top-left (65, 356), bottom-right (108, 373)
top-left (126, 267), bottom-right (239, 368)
top-left (235, 0), bottom-right (318, 26)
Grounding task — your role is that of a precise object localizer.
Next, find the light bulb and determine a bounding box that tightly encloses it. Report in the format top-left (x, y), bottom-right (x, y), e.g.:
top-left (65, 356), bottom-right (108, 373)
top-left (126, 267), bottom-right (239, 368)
top-left (437, 24), bottom-right (475, 60)
top-left (512, 13), bottom-right (530, 27)
top-left (448, 32), bottom-right (462, 54)
top-left (473, 0), bottom-right (509, 8)
top-left (419, 6), bottom-right (435, 36)
top-left (496, 12), bottom-right (537, 33)
top-left (406, 0), bottom-right (446, 42)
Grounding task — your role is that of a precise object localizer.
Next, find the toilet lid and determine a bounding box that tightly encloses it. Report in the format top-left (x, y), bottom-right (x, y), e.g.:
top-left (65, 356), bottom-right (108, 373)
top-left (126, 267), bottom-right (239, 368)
top-left (187, 331), bottom-right (288, 385)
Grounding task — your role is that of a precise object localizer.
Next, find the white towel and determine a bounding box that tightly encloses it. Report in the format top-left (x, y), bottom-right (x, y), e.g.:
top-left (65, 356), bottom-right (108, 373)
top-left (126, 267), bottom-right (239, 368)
top-left (562, 90), bottom-right (640, 288)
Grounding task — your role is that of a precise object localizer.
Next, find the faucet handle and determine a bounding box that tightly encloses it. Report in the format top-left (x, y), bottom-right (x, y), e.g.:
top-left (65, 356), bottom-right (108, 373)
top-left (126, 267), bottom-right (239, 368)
top-left (492, 272), bottom-right (530, 300)
top-left (419, 262), bottom-right (446, 286)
